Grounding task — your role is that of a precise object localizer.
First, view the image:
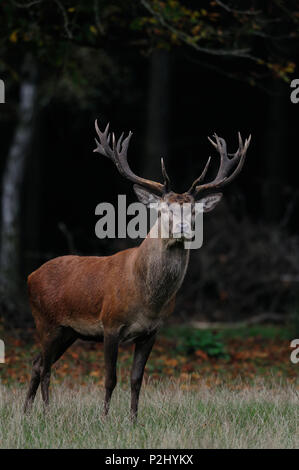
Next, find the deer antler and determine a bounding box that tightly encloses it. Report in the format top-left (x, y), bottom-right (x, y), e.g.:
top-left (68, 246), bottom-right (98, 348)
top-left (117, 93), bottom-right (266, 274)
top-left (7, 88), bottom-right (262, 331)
top-left (188, 132), bottom-right (251, 196)
top-left (94, 120), bottom-right (171, 195)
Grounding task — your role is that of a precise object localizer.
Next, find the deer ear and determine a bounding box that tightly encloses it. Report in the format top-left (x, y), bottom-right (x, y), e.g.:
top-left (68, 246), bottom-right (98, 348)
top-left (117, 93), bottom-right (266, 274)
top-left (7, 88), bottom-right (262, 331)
top-left (133, 185), bottom-right (161, 207)
top-left (198, 193), bottom-right (223, 213)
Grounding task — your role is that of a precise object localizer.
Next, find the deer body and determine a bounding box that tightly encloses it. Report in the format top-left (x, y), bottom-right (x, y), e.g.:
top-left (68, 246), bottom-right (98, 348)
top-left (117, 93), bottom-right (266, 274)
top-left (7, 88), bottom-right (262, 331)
top-left (28, 229), bottom-right (189, 344)
top-left (24, 120), bottom-right (250, 420)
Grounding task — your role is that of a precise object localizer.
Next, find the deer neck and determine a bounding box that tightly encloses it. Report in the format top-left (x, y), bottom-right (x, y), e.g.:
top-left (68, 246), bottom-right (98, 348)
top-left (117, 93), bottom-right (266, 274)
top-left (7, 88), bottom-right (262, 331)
top-left (133, 223), bottom-right (190, 312)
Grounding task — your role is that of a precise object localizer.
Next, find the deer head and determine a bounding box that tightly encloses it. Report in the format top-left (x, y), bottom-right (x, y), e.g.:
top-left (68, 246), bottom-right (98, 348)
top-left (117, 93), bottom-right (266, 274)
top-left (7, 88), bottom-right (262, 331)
top-left (94, 120), bottom-right (251, 241)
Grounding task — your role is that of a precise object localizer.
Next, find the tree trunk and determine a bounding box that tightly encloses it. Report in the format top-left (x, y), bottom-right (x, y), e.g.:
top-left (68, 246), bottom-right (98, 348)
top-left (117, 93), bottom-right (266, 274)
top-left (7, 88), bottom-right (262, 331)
top-left (0, 55), bottom-right (37, 318)
top-left (144, 49), bottom-right (171, 179)
top-left (262, 81), bottom-right (288, 222)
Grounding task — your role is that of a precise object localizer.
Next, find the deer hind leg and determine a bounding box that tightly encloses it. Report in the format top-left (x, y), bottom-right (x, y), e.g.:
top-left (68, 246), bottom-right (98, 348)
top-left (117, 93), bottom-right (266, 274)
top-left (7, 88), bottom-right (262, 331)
top-left (40, 326), bottom-right (77, 407)
top-left (24, 353), bottom-right (43, 413)
top-left (24, 326), bottom-right (77, 411)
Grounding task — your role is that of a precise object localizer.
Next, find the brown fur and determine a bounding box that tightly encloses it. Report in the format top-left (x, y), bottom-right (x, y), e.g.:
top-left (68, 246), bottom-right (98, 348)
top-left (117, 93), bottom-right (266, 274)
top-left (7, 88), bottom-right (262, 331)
top-left (28, 235), bottom-right (188, 339)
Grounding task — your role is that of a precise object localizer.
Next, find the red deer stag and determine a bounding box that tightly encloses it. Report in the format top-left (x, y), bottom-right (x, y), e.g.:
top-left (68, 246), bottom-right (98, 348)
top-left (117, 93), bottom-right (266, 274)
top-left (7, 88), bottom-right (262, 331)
top-left (24, 121), bottom-right (251, 420)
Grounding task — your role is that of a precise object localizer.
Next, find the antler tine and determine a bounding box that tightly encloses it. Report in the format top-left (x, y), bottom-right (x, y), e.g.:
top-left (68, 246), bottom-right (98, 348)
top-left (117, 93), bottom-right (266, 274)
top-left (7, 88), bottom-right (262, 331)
top-left (94, 120), bottom-right (113, 158)
top-left (218, 132), bottom-right (251, 187)
top-left (228, 132), bottom-right (243, 158)
top-left (119, 131), bottom-right (133, 156)
top-left (190, 132), bottom-right (251, 196)
top-left (187, 156), bottom-right (211, 194)
top-left (207, 135), bottom-right (218, 149)
top-left (116, 132), bottom-right (124, 153)
top-left (93, 120), bottom-right (168, 195)
top-left (161, 157), bottom-right (171, 193)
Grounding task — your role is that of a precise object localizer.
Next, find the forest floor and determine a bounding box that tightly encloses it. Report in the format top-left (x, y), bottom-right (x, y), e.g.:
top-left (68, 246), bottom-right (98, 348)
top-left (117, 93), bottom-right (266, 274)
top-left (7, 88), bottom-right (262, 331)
top-left (0, 323), bottom-right (298, 448)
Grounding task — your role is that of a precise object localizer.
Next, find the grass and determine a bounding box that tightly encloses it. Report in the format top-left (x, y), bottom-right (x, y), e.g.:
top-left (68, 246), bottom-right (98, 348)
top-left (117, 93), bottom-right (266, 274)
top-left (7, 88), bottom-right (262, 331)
top-left (0, 378), bottom-right (298, 449)
top-left (0, 323), bottom-right (298, 448)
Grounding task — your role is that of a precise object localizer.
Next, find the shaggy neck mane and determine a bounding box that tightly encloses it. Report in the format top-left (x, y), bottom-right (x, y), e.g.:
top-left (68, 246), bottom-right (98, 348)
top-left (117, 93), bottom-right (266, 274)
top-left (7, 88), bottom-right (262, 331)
top-left (133, 224), bottom-right (190, 312)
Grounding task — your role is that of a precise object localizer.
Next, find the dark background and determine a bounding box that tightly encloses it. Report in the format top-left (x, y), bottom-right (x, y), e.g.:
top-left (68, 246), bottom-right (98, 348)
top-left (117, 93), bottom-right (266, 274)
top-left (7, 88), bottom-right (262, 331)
top-left (0, 1), bottom-right (299, 326)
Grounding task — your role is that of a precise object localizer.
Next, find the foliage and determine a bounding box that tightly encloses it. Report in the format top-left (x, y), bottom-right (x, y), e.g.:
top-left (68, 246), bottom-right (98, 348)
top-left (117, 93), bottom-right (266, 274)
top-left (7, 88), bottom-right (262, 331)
top-left (166, 327), bottom-right (229, 358)
top-left (216, 325), bottom-right (293, 341)
top-left (0, 0), bottom-right (298, 88)
top-left (138, 0), bottom-right (298, 84)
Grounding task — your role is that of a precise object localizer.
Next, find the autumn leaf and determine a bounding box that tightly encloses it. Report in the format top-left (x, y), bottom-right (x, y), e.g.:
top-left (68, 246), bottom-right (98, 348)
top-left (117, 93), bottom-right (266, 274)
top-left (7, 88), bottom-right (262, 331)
top-left (90, 370), bottom-right (100, 377)
top-left (164, 358), bottom-right (178, 367)
top-left (89, 25), bottom-right (97, 35)
top-left (9, 31), bottom-right (18, 43)
top-left (70, 351), bottom-right (79, 360)
top-left (195, 350), bottom-right (208, 360)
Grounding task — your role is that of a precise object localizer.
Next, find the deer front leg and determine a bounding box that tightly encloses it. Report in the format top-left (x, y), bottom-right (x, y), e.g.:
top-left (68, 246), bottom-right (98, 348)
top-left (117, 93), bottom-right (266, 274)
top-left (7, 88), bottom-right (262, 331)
top-left (130, 332), bottom-right (156, 422)
top-left (103, 332), bottom-right (119, 416)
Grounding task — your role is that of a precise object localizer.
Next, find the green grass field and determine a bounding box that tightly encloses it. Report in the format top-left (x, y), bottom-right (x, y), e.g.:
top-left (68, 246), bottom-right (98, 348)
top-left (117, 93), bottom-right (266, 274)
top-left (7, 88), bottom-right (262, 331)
top-left (0, 378), bottom-right (298, 448)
